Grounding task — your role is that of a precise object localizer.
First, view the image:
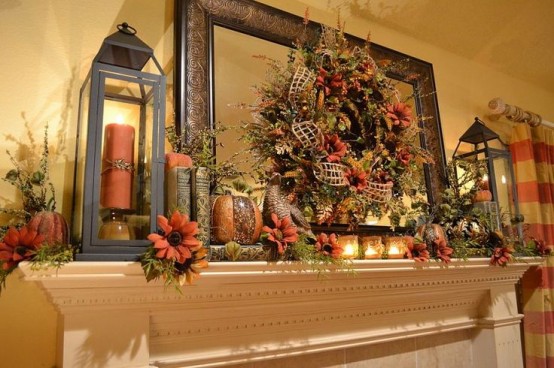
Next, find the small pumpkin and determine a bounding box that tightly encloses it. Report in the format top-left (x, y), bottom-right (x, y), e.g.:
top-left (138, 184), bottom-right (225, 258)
top-left (27, 211), bottom-right (69, 245)
top-left (416, 222), bottom-right (447, 255)
top-left (473, 189), bottom-right (492, 203)
top-left (165, 153), bottom-right (193, 171)
top-left (211, 195), bottom-right (262, 245)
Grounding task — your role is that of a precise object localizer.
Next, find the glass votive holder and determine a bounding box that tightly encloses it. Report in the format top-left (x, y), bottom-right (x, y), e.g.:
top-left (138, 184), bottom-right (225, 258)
top-left (385, 236), bottom-right (408, 259)
top-left (337, 234), bottom-right (359, 259)
top-left (361, 236), bottom-right (384, 259)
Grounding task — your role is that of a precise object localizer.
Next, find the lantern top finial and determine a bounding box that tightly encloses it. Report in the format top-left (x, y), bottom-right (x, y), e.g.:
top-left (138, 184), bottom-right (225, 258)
top-left (117, 22), bottom-right (136, 35)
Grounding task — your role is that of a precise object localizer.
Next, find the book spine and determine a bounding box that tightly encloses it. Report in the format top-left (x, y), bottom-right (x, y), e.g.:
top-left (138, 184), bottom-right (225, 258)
top-left (193, 167), bottom-right (211, 249)
top-left (165, 167), bottom-right (192, 217)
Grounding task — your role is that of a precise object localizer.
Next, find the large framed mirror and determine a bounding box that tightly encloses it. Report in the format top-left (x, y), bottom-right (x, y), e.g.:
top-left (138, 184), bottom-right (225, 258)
top-left (174, 0), bottom-right (447, 237)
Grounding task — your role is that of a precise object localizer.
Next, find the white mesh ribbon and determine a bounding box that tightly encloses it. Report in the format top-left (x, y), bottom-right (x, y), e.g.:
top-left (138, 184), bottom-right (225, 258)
top-left (291, 120), bottom-right (322, 149)
top-left (288, 66), bottom-right (314, 111)
top-left (363, 182), bottom-right (393, 203)
top-left (314, 162), bottom-right (348, 186)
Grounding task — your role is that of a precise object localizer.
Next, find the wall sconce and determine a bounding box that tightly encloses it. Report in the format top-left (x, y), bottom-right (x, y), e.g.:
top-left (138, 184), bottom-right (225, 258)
top-left (361, 236), bottom-right (384, 259)
top-left (72, 23), bottom-right (166, 260)
top-left (338, 235), bottom-right (359, 259)
top-left (452, 117), bottom-right (522, 239)
top-left (385, 237), bottom-right (407, 259)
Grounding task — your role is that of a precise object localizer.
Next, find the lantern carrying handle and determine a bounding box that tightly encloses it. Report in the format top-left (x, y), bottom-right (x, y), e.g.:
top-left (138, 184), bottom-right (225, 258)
top-left (117, 22), bottom-right (137, 35)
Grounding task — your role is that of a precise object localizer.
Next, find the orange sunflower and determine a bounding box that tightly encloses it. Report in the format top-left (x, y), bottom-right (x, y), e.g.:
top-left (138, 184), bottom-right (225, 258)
top-left (315, 232), bottom-right (344, 259)
top-left (147, 210), bottom-right (201, 264)
top-left (262, 213), bottom-right (298, 255)
top-left (405, 236), bottom-right (430, 262)
top-left (0, 226), bottom-right (44, 270)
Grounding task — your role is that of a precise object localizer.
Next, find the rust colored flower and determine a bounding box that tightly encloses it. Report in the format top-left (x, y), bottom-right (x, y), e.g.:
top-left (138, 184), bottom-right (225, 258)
top-left (396, 148), bottom-right (413, 166)
top-left (321, 134), bottom-right (347, 162)
top-left (531, 237), bottom-right (552, 256)
top-left (386, 102), bottom-right (412, 129)
top-left (490, 247), bottom-right (514, 266)
top-left (316, 68), bottom-right (345, 96)
top-left (315, 232), bottom-right (344, 259)
top-left (344, 167), bottom-right (368, 192)
top-left (147, 210), bottom-right (201, 264)
top-left (405, 236), bottom-right (430, 262)
top-left (262, 213), bottom-right (298, 255)
top-left (435, 238), bottom-right (453, 263)
top-left (0, 226), bottom-right (44, 270)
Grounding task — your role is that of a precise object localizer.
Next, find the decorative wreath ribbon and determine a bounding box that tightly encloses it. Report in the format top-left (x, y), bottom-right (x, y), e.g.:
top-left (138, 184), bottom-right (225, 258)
top-left (101, 158), bottom-right (135, 174)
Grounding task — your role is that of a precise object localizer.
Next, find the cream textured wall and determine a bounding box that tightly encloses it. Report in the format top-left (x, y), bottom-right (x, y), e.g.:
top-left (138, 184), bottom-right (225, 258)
top-left (0, 1), bottom-right (172, 367)
top-left (0, 0), bottom-right (553, 366)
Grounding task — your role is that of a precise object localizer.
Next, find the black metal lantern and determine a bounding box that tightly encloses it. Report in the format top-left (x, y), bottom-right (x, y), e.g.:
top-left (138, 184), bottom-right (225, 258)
top-left (452, 117), bottom-right (522, 239)
top-left (72, 23), bottom-right (166, 260)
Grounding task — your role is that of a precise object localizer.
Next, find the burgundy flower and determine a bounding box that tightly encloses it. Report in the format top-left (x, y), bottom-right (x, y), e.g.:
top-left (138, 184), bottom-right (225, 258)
top-left (396, 148), bottom-right (412, 166)
top-left (405, 236), bottom-right (430, 262)
top-left (147, 210), bottom-right (201, 263)
top-left (345, 167), bottom-right (368, 192)
top-left (531, 237), bottom-right (552, 256)
top-left (435, 238), bottom-right (454, 263)
top-left (0, 226), bottom-right (44, 270)
top-left (490, 247), bottom-right (514, 266)
top-left (315, 232), bottom-right (344, 259)
top-left (262, 213), bottom-right (298, 255)
top-left (386, 102), bottom-right (412, 129)
top-left (316, 68), bottom-right (345, 96)
top-left (320, 134), bottom-right (347, 162)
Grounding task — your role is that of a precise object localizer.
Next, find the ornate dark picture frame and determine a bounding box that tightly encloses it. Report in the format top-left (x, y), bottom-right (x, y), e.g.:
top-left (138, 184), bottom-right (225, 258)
top-left (174, 0), bottom-right (447, 236)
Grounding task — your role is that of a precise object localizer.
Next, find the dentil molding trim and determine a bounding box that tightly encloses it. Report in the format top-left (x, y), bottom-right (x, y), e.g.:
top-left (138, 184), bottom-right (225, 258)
top-left (18, 258), bottom-right (541, 368)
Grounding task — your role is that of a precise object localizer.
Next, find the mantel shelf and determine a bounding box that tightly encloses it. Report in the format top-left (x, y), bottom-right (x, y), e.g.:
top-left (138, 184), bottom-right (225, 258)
top-left (17, 258), bottom-right (543, 368)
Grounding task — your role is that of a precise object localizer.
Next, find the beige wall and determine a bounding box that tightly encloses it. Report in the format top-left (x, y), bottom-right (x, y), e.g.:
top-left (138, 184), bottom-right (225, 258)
top-left (0, 0), bottom-right (552, 366)
top-left (0, 1), bottom-right (172, 366)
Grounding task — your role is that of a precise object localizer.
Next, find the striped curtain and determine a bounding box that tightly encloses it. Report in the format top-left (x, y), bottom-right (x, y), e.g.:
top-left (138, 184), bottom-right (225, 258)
top-left (510, 123), bottom-right (554, 367)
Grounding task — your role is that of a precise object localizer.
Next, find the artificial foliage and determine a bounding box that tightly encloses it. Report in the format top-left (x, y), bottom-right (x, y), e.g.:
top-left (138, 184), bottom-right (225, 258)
top-left (1, 125), bottom-right (56, 233)
top-left (243, 24), bottom-right (434, 229)
top-left (141, 210), bottom-right (208, 291)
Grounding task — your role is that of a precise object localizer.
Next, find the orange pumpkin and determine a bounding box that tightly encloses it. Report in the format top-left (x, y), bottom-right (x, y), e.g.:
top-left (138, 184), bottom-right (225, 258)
top-left (165, 153), bottom-right (193, 171)
top-left (211, 195), bottom-right (262, 245)
top-left (473, 189), bottom-right (492, 203)
top-left (27, 211), bottom-right (69, 245)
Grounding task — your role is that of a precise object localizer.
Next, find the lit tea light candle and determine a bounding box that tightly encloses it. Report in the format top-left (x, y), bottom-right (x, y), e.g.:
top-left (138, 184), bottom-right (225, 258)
top-left (385, 237), bottom-right (407, 259)
top-left (338, 235), bottom-right (358, 259)
top-left (362, 236), bottom-right (383, 259)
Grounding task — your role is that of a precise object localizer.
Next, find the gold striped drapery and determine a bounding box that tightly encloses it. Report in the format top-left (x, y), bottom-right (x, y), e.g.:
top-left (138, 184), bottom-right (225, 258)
top-left (510, 123), bottom-right (554, 367)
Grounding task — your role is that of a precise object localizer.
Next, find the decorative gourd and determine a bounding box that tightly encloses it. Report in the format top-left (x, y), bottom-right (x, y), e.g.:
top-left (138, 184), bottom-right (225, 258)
top-left (416, 222), bottom-right (446, 255)
top-left (27, 211), bottom-right (69, 245)
top-left (165, 153), bottom-right (193, 171)
top-left (211, 195), bottom-right (262, 245)
top-left (473, 189), bottom-right (492, 202)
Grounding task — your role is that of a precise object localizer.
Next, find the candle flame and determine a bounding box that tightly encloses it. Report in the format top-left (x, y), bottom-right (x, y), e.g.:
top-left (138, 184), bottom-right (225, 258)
top-left (389, 245), bottom-right (400, 254)
top-left (344, 243), bottom-right (355, 256)
top-left (482, 174), bottom-right (489, 182)
top-left (501, 174), bottom-right (506, 184)
top-left (115, 114), bottom-right (125, 124)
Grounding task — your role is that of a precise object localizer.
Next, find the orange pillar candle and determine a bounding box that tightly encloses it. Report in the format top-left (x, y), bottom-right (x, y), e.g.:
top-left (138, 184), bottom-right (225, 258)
top-left (100, 122), bottom-right (135, 209)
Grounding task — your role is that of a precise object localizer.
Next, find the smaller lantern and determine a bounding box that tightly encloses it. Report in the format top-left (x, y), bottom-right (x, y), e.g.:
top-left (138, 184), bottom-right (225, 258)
top-left (72, 23), bottom-right (166, 260)
top-left (452, 117), bottom-right (522, 240)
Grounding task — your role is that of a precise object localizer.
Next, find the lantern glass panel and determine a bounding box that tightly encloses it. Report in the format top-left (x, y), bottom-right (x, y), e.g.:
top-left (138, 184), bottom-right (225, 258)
top-left (492, 156), bottom-right (517, 236)
top-left (93, 74), bottom-right (156, 244)
top-left (72, 79), bottom-right (91, 244)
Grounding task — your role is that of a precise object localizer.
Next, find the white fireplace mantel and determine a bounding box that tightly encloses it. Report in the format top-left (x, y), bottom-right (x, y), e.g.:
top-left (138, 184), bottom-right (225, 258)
top-left (18, 258), bottom-right (541, 368)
